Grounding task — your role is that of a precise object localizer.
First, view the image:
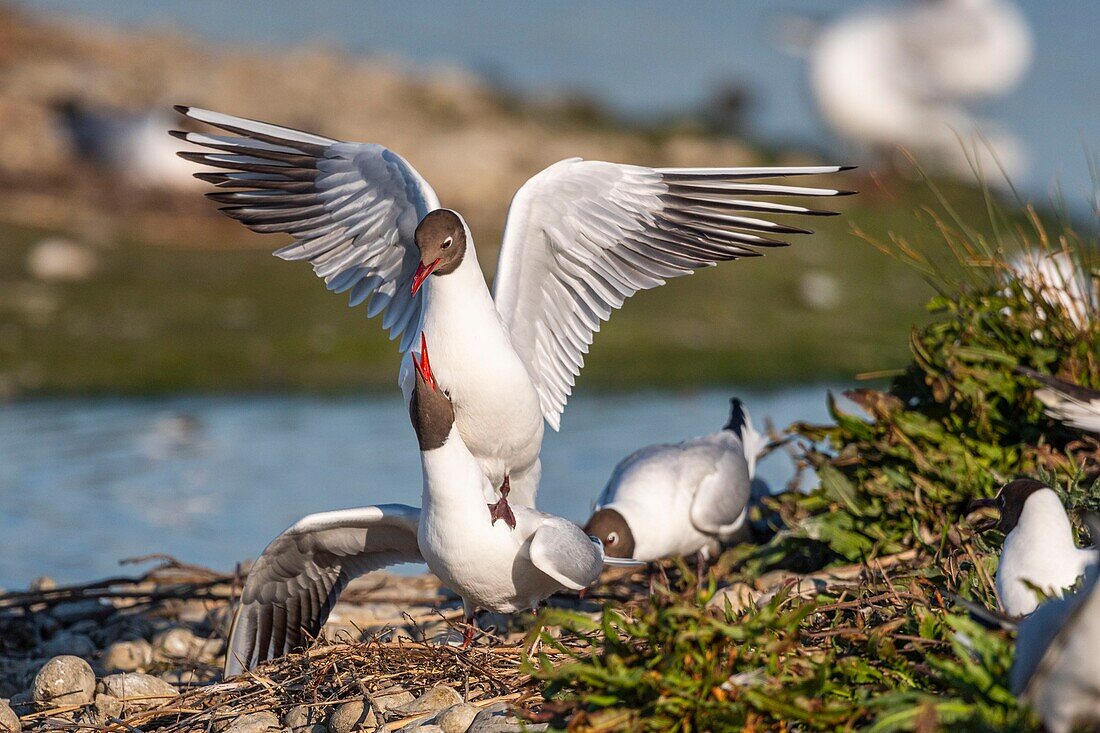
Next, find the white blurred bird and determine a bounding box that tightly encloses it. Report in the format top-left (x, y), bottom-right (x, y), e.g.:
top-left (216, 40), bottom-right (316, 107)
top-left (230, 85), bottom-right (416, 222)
top-left (1007, 250), bottom-right (1096, 330)
top-left (583, 397), bottom-right (768, 562)
top-left (806, 0), bottom-right (1032, 179)
top-left (55, 100), bottom-right (203, 190)
top-left (970, 479), bottom-right (1096, 617)
top-left (1011, 513), bottom-right (1100, 733)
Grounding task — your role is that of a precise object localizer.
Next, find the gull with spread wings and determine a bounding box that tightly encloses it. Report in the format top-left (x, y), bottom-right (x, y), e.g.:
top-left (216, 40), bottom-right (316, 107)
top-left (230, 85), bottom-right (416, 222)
top-left (174, 107), bottom-right (853, 523)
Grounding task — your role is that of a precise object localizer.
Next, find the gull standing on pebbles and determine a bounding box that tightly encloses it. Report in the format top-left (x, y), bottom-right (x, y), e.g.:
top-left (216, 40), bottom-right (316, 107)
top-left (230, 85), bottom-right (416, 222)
top-left (173, 107), bottom-right (853, 522)
top-left (584, 397), bottom-right (768, 562)
top-left (970, 479), bottom-right (1096, 617)
top-left (223, 338), bottom-right (638, 676)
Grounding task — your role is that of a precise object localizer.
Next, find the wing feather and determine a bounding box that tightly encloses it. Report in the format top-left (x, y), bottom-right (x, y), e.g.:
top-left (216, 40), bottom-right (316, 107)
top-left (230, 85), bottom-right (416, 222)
top-left (175, 107), bottom-right (440, 352)
top-left (493, 159), bottom-right (852, 428)
top-left (224, 504), bottom-right (421, 677)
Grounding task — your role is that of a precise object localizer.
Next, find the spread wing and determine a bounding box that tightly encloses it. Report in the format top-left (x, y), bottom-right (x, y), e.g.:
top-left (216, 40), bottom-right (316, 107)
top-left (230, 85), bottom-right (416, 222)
top-left (492, 158), bottom-right (852, 429)
top-left (225, 505), bottom-right (421, 676)
top-left (174, 107), bottom-right (440, 352)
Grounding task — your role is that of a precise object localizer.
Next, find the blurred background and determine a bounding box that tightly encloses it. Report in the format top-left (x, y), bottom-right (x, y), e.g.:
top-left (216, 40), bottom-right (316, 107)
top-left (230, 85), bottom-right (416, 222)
top-left (0, 0), bottom-right (1094, 587)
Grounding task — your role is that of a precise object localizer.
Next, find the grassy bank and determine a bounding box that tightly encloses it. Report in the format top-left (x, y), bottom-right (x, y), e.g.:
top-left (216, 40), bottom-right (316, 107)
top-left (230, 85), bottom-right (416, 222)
top-left (0, 180), bottom-right (1045, 398)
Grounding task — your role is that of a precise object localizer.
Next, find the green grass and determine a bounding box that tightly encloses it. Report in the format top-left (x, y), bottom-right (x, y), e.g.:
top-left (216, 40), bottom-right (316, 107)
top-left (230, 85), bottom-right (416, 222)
top-left (0, 179), bottom-right (1061, 396)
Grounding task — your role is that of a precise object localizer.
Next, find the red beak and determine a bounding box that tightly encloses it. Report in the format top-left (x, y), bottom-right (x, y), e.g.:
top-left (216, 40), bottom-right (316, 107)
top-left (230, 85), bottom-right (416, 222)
top-left (412, 333), bottom-right (437, 390)
top-left (411, 258), bottom-right (441, 295)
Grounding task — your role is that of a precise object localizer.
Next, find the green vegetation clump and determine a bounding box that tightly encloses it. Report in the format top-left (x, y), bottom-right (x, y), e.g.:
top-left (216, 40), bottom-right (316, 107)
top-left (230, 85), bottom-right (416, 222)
top-left (531, 187), bottom-right (1098, 731)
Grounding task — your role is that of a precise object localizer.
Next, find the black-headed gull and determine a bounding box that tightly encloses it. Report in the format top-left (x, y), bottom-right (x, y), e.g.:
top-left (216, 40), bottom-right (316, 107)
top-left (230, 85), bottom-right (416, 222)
top-left (223, 339), bottom-right (637, 675)
top-left (1010, 513), bottom-right (1100, 733)
top-left (583, 398), bottom-right (767, 562)
top-left (970, 479), bottom-right (1096, 617)
top-left (1018, 368), bottom-right (1100, 435)
top-left (173, 106), bottom-right (852, 519)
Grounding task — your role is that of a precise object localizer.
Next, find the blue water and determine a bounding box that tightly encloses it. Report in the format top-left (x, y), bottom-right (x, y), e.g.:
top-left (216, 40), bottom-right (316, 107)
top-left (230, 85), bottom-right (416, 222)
top-left (18, 0), bottom-right (1100, 207)
top-left (0, 387), bottom-right (845, 588)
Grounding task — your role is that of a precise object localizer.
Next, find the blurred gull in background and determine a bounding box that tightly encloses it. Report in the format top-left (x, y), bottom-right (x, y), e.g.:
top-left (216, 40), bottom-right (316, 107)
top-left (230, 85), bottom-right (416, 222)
top-left (53, 99), bottom-right (204, 191)
top-left (804, 0), bottom-right (1032, 181)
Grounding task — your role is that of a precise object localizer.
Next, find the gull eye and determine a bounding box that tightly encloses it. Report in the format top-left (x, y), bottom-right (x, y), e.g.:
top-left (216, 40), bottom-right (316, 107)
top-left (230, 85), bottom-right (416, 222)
top-left (441, 236), bottom-right (453, 250)
top-left (607, 531), bottom-right (619, 546)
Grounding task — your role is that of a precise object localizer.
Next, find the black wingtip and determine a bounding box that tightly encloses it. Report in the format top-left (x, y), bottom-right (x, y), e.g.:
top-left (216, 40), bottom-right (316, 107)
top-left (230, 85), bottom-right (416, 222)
top-left (167, 129), bottom-right (190, 141)
top-left (724, 397), bottom-right (747, 433)
top-left (173, 104), bottom-right (191, 116)
top-left (833, 190), bottom-right (859, 197)
top-left (838, 165), bottom-right (858, 172)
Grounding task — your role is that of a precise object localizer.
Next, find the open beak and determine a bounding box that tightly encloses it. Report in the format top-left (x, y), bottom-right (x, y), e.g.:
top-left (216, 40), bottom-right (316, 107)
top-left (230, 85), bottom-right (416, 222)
top-left (411, 258), bottom-right (441, 295)
top-left (967, 498), bottom-right (999, 532)
top-left (411, 333), bottom-right (437, 391)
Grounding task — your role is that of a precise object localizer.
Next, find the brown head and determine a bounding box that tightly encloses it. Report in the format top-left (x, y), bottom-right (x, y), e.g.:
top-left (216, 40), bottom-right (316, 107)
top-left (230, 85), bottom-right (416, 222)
top-left (408, 334), bottom-right (455, 451)
top-left (968, 478), bottom-right (1051, 534)
top-left (411, 209), bottom-right (468, 294)
top-left (583, 508), bottom-right (636, 559)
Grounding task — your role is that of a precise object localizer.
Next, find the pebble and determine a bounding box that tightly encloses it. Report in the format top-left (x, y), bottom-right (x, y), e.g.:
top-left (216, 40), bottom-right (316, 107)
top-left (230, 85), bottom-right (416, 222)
top-left (467, 703), bottom-right (546, 733)
top-left (26, 238), bottom-right (99, 283)
top-left (223, 711), bottom-right (281, 733)
top-left (93, 693), bottom-right (121, 721)
top-left (97, 673), bottom-right (179, 711)
top-left (39, 633), bottom-right (96, 659)
top-left (32, 656), bottom-right (96, 708)
top-left (153, 627), bottom-right (221, 662)
top-left (0, 699), bottom-right (20, 732)
top-left (434, 703), bottom-right (477, 733)
top-left (50, 599), bottom-right (114, 626)
top-left (327, 699), bottom-right (376, 733)
top-left (101, 640), bottom-right (154, 673)
top-left (284, 704), bottom-right (326, 733)
top-left (706, 582), bottom-right (760, 614)
top-left (392, 686), bottom-right (462, 717)
top-left (367, 686), bottom-right (414, 717)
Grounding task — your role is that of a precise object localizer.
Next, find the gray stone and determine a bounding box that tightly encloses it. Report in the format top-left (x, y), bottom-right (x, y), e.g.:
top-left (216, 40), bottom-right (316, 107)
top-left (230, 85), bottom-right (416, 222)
top-left (0, 699), bottom-right (20, 732)
top-left (50, 599), bottom-right (114, 625)
top-left (327, 700), bottom-right (376, 733)
top-left (367, 686), bottom-right (414, 717)
top-left (392, 686), bottom-right (462, 717)
top-left (97, 673), bottom-right (178, 711)
top-left (101, 640), bottom-right (153, 673)
top-left (32, 656), bottom-right (95, 708)
top-left (39, 633), bottom-right (96, 659)
top-left (284, 704), bottom-right (326, 733)
top-left (93, 693), bottom-right (122, 722)
top-left (434, 703), bottom-right (477, 733)
top-left (405, 726), bottom-right (442, 733)
top-left (467, 703), bottom-right (546, 733)
top-left (224, 711), bottom-right (281, 733)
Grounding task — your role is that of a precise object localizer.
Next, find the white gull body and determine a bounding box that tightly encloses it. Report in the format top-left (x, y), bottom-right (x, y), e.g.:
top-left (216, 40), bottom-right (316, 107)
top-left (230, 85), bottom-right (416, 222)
top-left (997, 488), bottom-right (1096, 617)
top-left (223, 366), bottom-right (631, 676)
top-left (175, 107), bottom-right (851, 508)
top-left (1011, 515), bottom-right (1100, 733)
top-left (586, 398), bottom-right (767, 561)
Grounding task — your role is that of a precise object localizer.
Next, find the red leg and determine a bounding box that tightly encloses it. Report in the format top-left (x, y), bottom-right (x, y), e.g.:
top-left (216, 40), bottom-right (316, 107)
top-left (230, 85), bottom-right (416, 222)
top-left (487, 475), bottom-right (517, 530)
top-left (461, 614), bottom-right (476, 649)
